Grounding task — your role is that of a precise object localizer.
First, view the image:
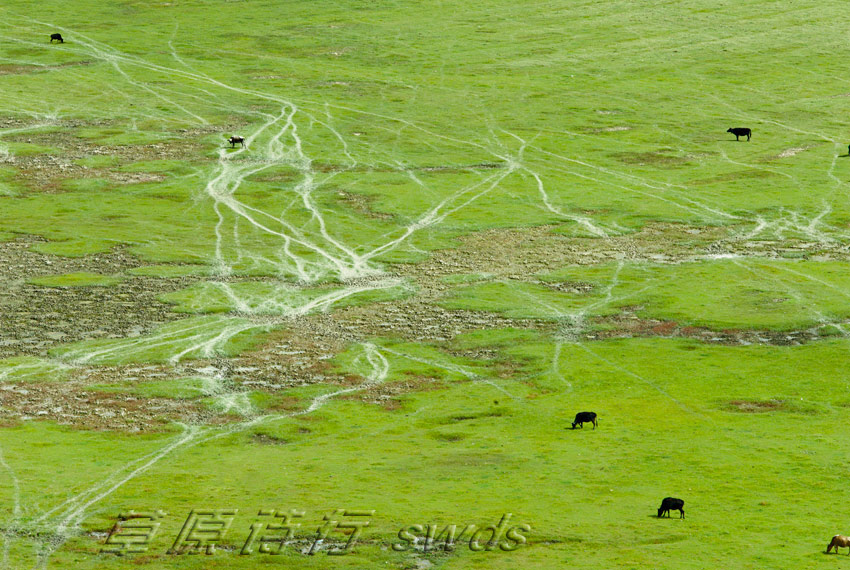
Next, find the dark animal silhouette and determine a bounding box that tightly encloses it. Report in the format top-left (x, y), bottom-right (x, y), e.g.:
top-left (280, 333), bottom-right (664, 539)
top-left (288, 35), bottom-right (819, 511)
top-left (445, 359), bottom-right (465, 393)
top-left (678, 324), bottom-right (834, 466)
top-left (227, 135), bottom-right (245, 148)
top-left (657, 497), bottom-right (685, 519)
top-left (727, 127), bottom-right (751, 141)
top-left (571, 411), bottom-right (597, 429)
top-left (827, 535), bottom-right (850, 554)
top-left (50, 33), bottom-right (64, 43)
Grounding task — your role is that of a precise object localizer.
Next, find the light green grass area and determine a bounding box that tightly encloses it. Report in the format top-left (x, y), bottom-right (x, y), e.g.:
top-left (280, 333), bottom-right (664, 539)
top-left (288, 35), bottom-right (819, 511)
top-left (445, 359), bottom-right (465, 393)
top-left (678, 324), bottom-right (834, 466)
top-left (1, 0), bottom-right (850, 568)
top-left (0, 0), bottom-right (845, 274)
top-left (442, 259), bottom-right (850, 330)
top-left (160, 279), bottom-right (413, 314)
top-left (28, 271), bottom-right (122, 288)
top-left (49, 316), bottom-right (270, 365)
top-left (2, 141), bottom-right (60, 156)
top-left (5, 337), bottom-right (850, 568)
top-left (73, 155), bottom-right (121, 169)
top-left (0, 356), bottom-right (71, 382)
top-left (0, 166), bottom-right (18, 196)
top-left (127, 264), bottom-right (214, 278)
top-left (118, 159), bottom-right (196, 176)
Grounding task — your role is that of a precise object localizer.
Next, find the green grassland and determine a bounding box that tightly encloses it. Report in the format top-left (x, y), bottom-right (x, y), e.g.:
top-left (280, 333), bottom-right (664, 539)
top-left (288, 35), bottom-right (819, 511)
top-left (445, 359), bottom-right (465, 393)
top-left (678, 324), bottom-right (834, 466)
top-left (1, 0), bottom-right (850, 569)
top-left (442, 259), bottom-right (850, 329)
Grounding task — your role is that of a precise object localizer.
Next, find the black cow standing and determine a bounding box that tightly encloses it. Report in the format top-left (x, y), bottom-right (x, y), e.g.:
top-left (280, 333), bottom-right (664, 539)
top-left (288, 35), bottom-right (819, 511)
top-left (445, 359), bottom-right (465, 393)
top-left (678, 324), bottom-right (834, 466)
top-left (50, 33), bottom-right (64, 43)
top-left (571, 411), bottom-right (598, 429)
top-left (727, 127), bottom-right (751, 141)
top-left (657, 497), bottom-right (685, 519)
top-left (227, 135), bottom-right (245, 148)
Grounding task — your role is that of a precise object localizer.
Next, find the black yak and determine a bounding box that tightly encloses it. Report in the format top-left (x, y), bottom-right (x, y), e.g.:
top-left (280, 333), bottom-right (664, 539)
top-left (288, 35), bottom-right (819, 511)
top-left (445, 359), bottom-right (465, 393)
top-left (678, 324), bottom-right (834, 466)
top-left (657, 497), bottom-right (685, 519)
top-left (727, 127), bottom-right (751, 141)
top-left (571, 411), bottom-right (598, 429)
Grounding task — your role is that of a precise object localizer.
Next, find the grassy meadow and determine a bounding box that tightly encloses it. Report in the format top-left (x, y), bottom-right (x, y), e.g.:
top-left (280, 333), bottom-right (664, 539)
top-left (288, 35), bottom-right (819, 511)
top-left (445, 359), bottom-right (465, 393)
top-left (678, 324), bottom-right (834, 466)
top-left (1, 0), bottom-right (850, 568)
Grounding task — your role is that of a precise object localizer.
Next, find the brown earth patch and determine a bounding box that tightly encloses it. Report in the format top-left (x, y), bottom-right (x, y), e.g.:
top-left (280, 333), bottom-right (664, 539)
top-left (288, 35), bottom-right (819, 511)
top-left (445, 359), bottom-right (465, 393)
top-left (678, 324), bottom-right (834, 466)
top-left (339, 375), bottom-right (446, 410)
top-left (0, 236), bottom-right (203, 358)
top-left (768, 145), bottom-right (818, 160)
top-left (3, 130), bottom-right (205, 194)
top-left (391, 222), bottom-right (720, 293)
top-left (690, 169), bottom-right (779, 185)
top-left (0, 375), bottom-right (206, 431)
top-left (1, 218), bottom-right (844, 432)
top-left (419, 162), bottom-right (504, 172)
top-left (0, 64), bottom-right (39, 76)
top-left (588, 306), bottom-right (820, 346)
top-left (335, 190), bottom-right (394, 220)
top-left (535, 280), bottom-right (595, 294)
top-left (304, 162), bottom-right (505, 175)
top-left (252, 433), bottom-right (288, 445)
top-left (107, 171), bottom-right (167, 185)
top-left (588, 126), bottom-right (632, 133)
top-left (612, 150), bottom-right (693, 167)
top-left (776, 147), bottom-right (807, 158)
top-left (0, 61), bottom-right (92, 76)
top-left (727, 399), bottom-right (786, 412)
top-left (431, 432), bottom-right (466, 442)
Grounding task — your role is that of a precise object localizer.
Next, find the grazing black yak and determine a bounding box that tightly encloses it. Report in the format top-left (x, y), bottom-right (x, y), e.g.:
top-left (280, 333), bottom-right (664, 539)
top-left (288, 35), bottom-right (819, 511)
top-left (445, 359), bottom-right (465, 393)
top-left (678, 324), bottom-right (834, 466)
top-left (657, 497), bottom-right (685, 519)
top-left (727, 127), bottom-right (751, 141)
top-left (571, 411), bottom-right (598, 429)
top-left (50, 33), bottom-right (64, 43)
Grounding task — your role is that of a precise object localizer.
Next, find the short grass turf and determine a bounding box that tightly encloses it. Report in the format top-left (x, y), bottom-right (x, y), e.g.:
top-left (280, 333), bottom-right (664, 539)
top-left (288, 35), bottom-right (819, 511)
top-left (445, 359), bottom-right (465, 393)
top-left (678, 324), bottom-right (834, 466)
top-left (2, 0), bottom-right (850, 569)
top-left (4, 337), bottom-right (850, 568)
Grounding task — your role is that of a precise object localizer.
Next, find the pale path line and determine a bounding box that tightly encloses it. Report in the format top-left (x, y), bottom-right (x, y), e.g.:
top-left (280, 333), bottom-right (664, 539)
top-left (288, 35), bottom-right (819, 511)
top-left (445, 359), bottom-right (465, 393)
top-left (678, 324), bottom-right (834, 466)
top-left (28, 342), bottom-right (392, 566)
top-left (0, 443), bottom-right (21, 569)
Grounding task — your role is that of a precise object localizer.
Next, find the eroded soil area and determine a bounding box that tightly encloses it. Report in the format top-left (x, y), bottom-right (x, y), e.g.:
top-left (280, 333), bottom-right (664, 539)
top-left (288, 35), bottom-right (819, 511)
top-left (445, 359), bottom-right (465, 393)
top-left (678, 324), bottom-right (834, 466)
top-left (0, 236), bottom-right (200, 358)
top-left (1, 219), bottom-right (844, 431)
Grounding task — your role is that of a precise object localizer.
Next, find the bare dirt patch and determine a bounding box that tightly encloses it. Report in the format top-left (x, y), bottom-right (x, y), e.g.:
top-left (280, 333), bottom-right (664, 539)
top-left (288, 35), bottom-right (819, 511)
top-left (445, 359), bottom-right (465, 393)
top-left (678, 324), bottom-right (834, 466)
top-left (589, 126), bottom-right (632, 133)
top-left (340, 375), bottom-right (446, 410)
top-left (727, 399), bottom-right (786, 413)
top-left (0, 375), bottom-right (204, 431)
top-left (775, 146), bottom-right (813, 159)
top-left (0, 236), bottom-right (202, 358)
top-left (587, 306), bottom-right (822, 346)
top-left (612, 150), bottom-right (693, 168)
top-left (0, 64), bottom-right (39, 76)
top-left (392, 223), bottom-right (732, 283)
top-left (419, 162), bottom-right (504, 172)
top-left (335, 190), bottom-right (394, 220)
top-left (690, 169), bottom-right (779, 185)
top-left (0, 61), bottom-right (92, 76)
top-left (1, 221), bottom-right (841, 432)
top-left (252, 433), bottom-right (288, 445)
top-left (2, 123), bottom-right (209, 194)
top-left (107, 171), bottom-right (167, 185)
